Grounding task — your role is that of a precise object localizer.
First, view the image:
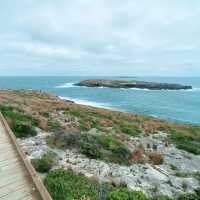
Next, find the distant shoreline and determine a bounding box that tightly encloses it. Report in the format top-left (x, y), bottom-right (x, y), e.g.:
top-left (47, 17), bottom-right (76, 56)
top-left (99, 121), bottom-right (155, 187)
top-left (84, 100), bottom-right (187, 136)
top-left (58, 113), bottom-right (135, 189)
top-left (59, 96), bottom-right (196, 126)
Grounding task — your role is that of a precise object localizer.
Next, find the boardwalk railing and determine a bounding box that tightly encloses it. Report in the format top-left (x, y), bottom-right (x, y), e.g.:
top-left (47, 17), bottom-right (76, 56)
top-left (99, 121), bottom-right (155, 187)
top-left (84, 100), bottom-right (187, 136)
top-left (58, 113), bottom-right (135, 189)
top-left (0, 112), bottom-right (52, 200)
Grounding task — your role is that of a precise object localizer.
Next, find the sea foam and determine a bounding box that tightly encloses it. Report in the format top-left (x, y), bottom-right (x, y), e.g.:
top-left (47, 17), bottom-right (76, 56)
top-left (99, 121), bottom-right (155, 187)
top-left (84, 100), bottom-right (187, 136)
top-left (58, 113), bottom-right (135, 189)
top-left (59, 96), bottom-right (113, 110)
top-left (55, 83), bottom-right (76, 88)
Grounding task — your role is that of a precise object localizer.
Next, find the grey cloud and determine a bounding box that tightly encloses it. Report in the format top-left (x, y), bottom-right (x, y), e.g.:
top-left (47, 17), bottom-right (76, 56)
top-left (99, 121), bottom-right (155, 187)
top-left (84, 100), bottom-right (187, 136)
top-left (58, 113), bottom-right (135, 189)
top-left (0, 0), bottom-right (200, 76)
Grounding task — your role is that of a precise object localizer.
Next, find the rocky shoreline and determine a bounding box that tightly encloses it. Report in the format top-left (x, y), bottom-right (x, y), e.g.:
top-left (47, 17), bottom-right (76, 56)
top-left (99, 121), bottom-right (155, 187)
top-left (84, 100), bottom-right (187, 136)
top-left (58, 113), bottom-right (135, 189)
top-left (75, 80), bottom-right (192, 90)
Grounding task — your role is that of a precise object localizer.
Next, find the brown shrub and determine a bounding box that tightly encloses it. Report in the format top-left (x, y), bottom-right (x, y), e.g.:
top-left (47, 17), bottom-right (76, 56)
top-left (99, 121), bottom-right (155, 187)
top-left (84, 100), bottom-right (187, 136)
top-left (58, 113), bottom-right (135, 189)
top-left (148, 152), bottom-right (164, 165)
top-left (132, 145), bottom-right (145, 164)
top-left (96, 119), bottom-right (113, 127)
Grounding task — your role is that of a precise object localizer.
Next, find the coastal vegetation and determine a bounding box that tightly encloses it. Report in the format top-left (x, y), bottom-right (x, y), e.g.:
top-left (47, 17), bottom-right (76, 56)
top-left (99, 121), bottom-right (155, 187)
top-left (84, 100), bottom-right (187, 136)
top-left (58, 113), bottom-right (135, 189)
top-left (106, 188), bottom-right (149, 200)
top-left (0, 89), bottom-right (199, 156)
top-left (31, 151), bottom-right (57, 173)
top-left (1, 90), bottom-right (200, 199)
top-left (47, 132), bottom-right (132, 165)
top-left (64, 106), bottom-right (142, 136)
top-left (44, 168), bottom-right (104, 200)
top-left (0, 105), bottom-right (38, 138)
top-left (169, 127), bottom-right (200, 155)
top-left (44, 168), bottom-right (200, 200)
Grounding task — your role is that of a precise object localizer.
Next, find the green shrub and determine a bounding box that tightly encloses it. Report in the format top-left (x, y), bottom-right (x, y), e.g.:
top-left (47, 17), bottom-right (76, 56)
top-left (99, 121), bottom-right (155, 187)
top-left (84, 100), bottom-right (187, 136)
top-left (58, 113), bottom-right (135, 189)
top-left (193, 172), bottom-right (200, 183)
top-left (111, 146), bottom-right (132, 165)
top-left (81, 142), bottom-right (102, 159)
top-left (44, 168), bottom-right (99, 200)
top-left (97, 135), bottom-right (121, 150)
top-left (120, 123), bottom-right (141, 136)
top-left (178, 193), bottom-right (199, 200)
top-left (64, 108), bottom-right (82, 118)
top-left (175, 171), bottom-right (188, 178)
top-left (12, 121), bottom-right (37, 138)
top-left (194, 188), bottom-right (200, 197)
top-left (177, 188), bottom-right (200, 200)
top-left (0, 105), bottom-right (38, 138)
top-left (31, 152), bottom-right (57, 173)
top-left (169, 128), bottom-right (200, 155)
top-left (152, 196), bottom-right (173, 200)
top-left (106, 188), bottom-right (148, 200)
top-left (42, 112), bottom-right (50, 118)
top-left (0, 105), bottom-right (38, 126)
top-left (47, 133), bottom-right (132, 165)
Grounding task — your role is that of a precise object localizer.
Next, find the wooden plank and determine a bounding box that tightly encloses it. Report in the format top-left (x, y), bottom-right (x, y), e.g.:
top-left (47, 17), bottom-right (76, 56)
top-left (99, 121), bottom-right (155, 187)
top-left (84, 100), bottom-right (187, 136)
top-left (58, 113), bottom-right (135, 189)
top-left (0, 180), bottom-right (35, 198)
top-left (0, 169), bottom-right (29, 188)
top-left (0, 174), bottom-right (30, 189)
top-left (0, 162), bottom-right (24, 174)
top-left (0, 146), bottom-right (16, 154)
top-left (0, 184), bottom-right (37, 200)
top-left (0, 157), bottom-right (19, 167)
top-left (0, 153), bottom-right (19, 163)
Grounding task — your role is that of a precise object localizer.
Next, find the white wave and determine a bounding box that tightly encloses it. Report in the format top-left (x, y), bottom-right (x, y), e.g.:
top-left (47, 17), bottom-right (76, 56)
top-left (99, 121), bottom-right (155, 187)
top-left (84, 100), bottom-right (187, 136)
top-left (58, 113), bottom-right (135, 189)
top-left (187, 87), bottom-right (200, 92)
top-left (130, 88), bottom-right (151, 91)
top-left (55, 82), bottom-right (76, 88)
top-left (59, 96), bottom-right (114, 110)
top-left (128, 87), bottom-right (200, 92)
top-left (150, 114), bottom-right (159, 118)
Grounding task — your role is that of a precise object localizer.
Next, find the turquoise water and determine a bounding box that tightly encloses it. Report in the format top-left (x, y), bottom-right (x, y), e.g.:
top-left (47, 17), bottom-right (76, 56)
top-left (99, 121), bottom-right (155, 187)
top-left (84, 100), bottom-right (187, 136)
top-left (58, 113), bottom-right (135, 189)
top-left (0, 76), bottom-right (200, 125)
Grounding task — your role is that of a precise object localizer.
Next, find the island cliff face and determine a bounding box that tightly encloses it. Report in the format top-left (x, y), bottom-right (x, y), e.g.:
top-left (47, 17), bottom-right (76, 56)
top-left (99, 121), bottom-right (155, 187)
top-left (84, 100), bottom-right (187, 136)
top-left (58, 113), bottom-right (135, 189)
top-left (75, 80), bottom-right (192, 90)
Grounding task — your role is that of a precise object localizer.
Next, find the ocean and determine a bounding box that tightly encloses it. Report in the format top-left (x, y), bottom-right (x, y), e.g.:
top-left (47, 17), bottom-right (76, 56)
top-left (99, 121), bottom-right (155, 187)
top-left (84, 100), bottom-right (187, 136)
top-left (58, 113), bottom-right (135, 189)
top-left (0, 76), bottom-right (200, 125)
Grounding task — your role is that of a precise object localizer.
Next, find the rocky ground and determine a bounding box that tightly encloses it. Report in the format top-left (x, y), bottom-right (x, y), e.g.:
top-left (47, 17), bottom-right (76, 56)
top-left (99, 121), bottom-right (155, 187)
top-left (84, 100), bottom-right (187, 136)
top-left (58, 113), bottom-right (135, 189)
top-left (1, 89), bottom-right (200, 199)
top-left (18, 128), bottom-right (200, 198)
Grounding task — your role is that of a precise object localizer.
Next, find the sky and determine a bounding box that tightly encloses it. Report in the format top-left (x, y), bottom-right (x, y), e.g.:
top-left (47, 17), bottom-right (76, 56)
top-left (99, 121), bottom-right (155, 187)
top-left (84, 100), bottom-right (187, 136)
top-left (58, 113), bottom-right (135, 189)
top-left (0, 0), bottom-right (200, 76)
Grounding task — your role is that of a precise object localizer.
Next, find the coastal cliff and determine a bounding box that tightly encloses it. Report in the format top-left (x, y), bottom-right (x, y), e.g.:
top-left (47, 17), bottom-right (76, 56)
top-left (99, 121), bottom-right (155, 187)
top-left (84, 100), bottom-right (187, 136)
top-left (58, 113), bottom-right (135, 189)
top-left (75, 79), bottom-right (192, 90)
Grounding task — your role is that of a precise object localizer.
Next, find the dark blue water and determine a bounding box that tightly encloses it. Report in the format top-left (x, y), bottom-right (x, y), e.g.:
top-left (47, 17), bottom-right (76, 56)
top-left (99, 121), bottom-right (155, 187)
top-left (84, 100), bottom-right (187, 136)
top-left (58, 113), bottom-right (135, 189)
top-left (0, 76), bottom-right (200, 125)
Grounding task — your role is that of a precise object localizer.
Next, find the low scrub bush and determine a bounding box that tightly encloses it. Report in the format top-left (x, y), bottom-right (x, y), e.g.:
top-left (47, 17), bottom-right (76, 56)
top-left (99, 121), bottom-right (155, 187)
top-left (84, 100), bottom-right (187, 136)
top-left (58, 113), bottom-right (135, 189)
top-left (44, 168), bottom-right (100, 200)
top-left (12, 121), bottom-right (37, 138)
top-left (106, 188), bottom-right (148, 200)
top-left (175, 171), bottom-right (188, 178)
top-left (178, 193), bottom-right (199, 200)
top-left (42, 111), bottom-right (50, 118)
top-left (47, 133), bottom-right (132, 165)
top-left (31, 151), bottom-right (57, 173)
top-left (193, 172), bottom-right (200, 183)
top-left (0, 105), bottom-right (38, 138)
top-left (152, 196), bottom-right (173, 200)
top-left (169, 128), bottom-right (200, 155)
top-left (120, 123), bottom-right (141, 136)
top-left (97, 135), bottom-right (122, 150)
top-left (148, 152), bottom-right (164, 165)
top-left (45, 169), bottom-right (163, 200)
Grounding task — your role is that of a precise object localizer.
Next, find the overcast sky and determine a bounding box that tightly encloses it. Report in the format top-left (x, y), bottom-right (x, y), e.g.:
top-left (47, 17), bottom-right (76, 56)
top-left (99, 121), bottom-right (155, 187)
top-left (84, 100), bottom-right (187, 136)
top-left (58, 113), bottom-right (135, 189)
top-left (0, 0), bottom-right (200, 76)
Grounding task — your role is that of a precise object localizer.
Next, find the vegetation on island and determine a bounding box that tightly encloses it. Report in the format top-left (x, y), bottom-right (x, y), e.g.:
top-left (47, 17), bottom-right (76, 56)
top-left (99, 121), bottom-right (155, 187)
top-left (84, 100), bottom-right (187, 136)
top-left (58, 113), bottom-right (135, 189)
top-left (75, 79), bottom-right (192, 90)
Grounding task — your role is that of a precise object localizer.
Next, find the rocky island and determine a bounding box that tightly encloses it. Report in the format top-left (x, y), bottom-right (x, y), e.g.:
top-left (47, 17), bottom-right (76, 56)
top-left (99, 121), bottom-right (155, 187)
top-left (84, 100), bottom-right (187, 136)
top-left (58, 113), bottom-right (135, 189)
top-left (0, 89), bottom-right (200, 200)
top-left (75, 79), bottom-right (192, 90)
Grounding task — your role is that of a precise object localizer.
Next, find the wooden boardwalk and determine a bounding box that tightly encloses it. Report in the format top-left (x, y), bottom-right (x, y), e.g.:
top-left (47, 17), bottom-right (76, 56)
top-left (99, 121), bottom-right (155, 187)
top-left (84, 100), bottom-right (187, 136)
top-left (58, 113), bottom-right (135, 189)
top-left (0, 113), bottom-right (52, 200)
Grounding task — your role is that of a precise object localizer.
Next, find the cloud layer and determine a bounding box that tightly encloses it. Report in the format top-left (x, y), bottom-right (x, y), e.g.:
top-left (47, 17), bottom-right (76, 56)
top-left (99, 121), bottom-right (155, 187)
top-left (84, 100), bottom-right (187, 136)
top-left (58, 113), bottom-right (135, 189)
top-left (1, 0), bottom-right (200, 76)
